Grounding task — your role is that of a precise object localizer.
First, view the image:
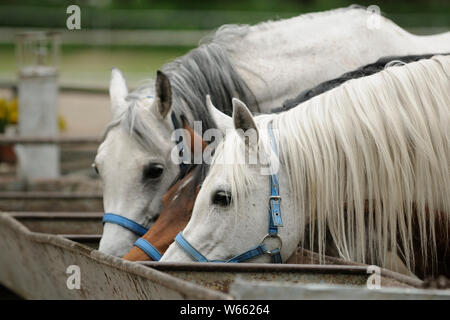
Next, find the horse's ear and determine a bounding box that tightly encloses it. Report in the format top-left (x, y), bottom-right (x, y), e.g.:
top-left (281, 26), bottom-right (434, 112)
top-left (155, 70), bottom-right (172, 118)
top-left (205, 95), bottom-right (232, 133)
top-left (109, 68), bottom-right (128, 118)
top-left (232, 98), bottom-right (259, 146)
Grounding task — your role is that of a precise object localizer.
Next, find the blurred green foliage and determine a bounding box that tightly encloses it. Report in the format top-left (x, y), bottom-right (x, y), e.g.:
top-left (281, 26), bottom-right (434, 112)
top-left (0, 43), bottom-right (194, 88)
top-left (1, 0), bottom-right (449, 12)
top-left (0, 0), bottom-right (448, 87)
top-left (0, 0), bottom-right (448, 29)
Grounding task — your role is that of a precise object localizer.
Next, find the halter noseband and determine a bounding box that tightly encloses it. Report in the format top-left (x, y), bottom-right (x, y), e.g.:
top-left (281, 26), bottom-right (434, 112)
top-left (133, 237), bottom-right (162, 261)
top-left (102, 213), bottom-right (149, 236)
top-left (174, 121), bottom-right (284, 263)
top-left (102, 105), bottom-right (187, 261)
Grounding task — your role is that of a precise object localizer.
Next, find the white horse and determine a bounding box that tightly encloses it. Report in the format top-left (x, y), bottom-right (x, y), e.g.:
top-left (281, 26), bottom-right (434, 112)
top-left (161, 55), bottom-right (450, 277)
top-left (97, 6), bottom-right (450, 256)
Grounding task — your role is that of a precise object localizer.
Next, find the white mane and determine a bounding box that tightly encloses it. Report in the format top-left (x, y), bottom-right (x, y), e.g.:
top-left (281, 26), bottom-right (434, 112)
top-left (212, 55), bottom-right (450, 272)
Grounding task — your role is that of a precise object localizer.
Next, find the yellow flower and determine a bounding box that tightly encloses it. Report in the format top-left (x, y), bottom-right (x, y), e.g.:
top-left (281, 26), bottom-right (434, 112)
top-left (0, 98), bottom-right (65, 129)
top-left (9, 110), bottom-right (18, 124)
top-left (7, 99), bottom-right (18, 124)
top-left (58, 115), bottom-right (67, 132)
top-left (0, 99), bottom-right (7, 120)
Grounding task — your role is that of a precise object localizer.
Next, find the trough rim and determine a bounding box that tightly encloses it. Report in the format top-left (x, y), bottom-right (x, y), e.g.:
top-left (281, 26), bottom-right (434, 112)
top-left (0, 212), bottom-right (232, 300)
top-left (139, 261), bottom-right (423, 288)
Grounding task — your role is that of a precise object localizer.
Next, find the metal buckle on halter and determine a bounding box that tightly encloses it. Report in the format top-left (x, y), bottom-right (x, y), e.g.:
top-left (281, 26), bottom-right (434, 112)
top-left (260, 233), bottom-right (283, 255)
top-left (269, 195), bottom-right (282, 224)
top-left (269, 196), bottom-right (281, 205)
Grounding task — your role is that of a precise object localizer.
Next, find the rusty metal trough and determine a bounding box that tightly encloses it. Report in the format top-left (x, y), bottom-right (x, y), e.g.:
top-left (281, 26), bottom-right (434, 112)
top-left (0, 175), bottom-right (447, 300)
top-left (1, 211), bottom-right (448, 299)
top-left (0, 213), bottom-right (229, 299)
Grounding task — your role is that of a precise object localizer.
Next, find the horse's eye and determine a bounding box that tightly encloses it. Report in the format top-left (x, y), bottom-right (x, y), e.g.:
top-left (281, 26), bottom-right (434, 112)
top-left (91, 163), bottom-right (99, 175)
top-left (212, 190), bottom-right (232, 207)
top-left (143, 163), bottom-right (164, 180)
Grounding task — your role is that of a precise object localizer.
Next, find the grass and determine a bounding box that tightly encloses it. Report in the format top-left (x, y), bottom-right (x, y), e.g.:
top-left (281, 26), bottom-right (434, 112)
top-left (0, 45), bottom-right (193, 89)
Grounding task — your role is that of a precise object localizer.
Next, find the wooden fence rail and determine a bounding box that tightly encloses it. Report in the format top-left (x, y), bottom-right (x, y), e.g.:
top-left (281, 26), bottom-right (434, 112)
top-left (0, 136), bottom-right (101, 145)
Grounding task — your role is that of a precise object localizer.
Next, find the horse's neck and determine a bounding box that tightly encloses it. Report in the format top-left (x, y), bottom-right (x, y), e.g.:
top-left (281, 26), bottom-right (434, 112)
top-left (225, 8), bottom-right (450, 113)
top-left (411, 32), bottom-right (450, 52)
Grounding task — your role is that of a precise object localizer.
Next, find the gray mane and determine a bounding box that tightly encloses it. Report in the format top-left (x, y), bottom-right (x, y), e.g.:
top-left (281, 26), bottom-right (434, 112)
top-left (104, 34), bottom-right (258, 145)
top-left (156, 4), bottom-right (366, 133)
top-left (104, 5), bottom-right (365, 142)
top-left (161, 41), bottom-right (258, 133)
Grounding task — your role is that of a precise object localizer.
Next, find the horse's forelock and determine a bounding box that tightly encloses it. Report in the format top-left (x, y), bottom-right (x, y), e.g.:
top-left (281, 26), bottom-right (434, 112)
top-left (101, 90), bottom-right (159, 151)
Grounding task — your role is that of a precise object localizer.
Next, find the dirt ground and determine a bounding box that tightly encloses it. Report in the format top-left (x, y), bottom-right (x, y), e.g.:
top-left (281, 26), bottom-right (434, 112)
top-left (57, 91), bottom-right (112, 138)
top-left (0, 88), bottom-right (112, 138)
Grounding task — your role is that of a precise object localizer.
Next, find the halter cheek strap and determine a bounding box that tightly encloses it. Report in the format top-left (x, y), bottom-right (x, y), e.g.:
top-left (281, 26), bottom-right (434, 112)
top-left (102, 213), bottom-right (149, 237)
top-left (174, 121), bottom-right (283, 264)
top-left (266, 121), bottom-right (283, 264)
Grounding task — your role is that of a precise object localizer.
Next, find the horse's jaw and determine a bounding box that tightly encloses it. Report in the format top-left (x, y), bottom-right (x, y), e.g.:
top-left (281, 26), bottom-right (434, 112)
top-left (160, 241), bottom-right (195, 262)
top-left (98, 224), bottom-right (138, 257)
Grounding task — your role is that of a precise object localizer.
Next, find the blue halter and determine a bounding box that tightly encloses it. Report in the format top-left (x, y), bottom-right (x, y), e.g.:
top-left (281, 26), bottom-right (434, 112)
top-left (102, 213), bottom-right (149, 236)
top-left (174, 121), bottom-right (283, 263)
top-left (102, 105), bottom-right (186, 261)
top-left (133, 237), bottom-right (162, 261)
top-left (102, 214), bottom-right (163, 260)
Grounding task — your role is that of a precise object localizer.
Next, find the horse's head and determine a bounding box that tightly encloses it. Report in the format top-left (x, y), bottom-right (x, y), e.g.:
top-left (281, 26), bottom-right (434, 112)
top-left (123, 120), bottom-right (208, 261)
top-left (161, 98), bottom-right (299, 263)
top-left (96, 68), bottom-right (182, 256)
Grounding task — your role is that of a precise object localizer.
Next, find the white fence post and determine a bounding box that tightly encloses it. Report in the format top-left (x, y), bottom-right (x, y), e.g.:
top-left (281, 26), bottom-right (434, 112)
top-left (16, 31), bottom-right (60, 180)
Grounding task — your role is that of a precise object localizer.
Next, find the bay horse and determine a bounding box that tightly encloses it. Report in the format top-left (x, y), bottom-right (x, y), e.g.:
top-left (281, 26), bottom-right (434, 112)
top-left (96, 6), bottom-right (450, 257)
top-left (161, 55), bottom-right (450, 278)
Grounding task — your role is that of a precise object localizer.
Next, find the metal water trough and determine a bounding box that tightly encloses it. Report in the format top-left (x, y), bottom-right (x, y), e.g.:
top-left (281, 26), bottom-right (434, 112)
top-left (0, 213), bottom-right (229, 299)
top-left (138, 262), bottom-right (421, 293)
top-left (228, 280), bottom-right (450, 300)
top-left (2, 211), bottom-right (447, 300)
